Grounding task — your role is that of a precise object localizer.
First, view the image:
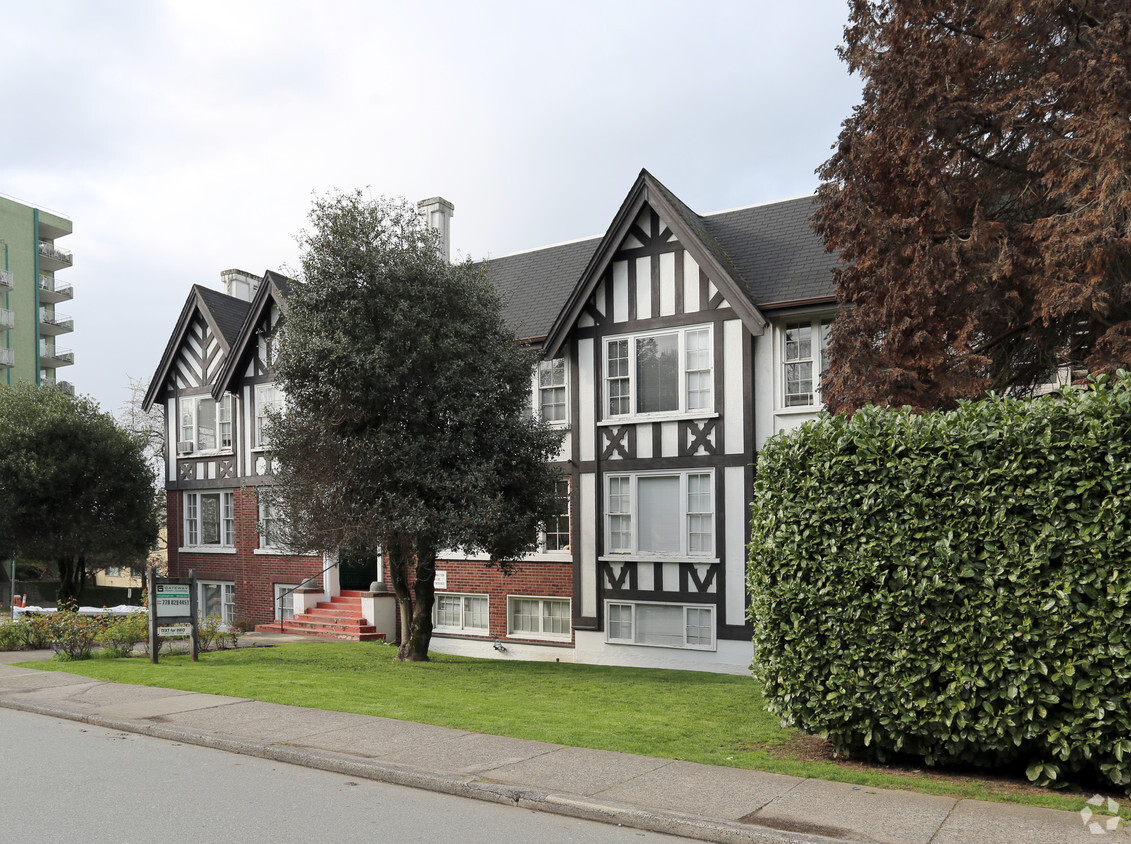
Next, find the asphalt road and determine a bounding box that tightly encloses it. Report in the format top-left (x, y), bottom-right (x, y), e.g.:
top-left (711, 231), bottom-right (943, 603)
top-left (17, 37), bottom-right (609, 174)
top-left (0, 707), bottom-right (692, 843)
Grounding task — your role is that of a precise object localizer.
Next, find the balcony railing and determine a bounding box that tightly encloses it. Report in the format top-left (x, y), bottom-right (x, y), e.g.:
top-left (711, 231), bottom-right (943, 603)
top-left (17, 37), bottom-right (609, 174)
top-left (0, 348), bottom-right (12, 367)
top-left (39, 342), bottom-right (74, 366)
top-left (38, 241), bottom-right (72, 265)
top-left (0, 308), bottom-right (12, 330)
top-left (39, 307), bottom-right (74, 333)
top-left (0, 270), bottom-right (11, 291)
top-left (38, 274), bottom-right (74, 302)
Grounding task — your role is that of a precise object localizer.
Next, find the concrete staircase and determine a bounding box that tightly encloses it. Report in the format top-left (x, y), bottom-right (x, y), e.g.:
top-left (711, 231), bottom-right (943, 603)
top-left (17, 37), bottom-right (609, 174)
top-left (255, 590), bottom-right (384, 641)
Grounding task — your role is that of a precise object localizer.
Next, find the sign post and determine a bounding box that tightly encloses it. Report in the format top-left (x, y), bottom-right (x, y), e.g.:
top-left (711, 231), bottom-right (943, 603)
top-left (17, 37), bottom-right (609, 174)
top-left (147, 567), bottom-right (198, 663)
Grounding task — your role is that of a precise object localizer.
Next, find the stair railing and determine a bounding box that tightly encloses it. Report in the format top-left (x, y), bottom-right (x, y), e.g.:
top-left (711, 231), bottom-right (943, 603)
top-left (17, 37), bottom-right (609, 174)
top-left (276, 556), bottom-right (341, 634)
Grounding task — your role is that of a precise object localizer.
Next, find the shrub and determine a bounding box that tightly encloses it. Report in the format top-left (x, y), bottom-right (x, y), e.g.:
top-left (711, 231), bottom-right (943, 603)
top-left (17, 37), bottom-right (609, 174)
top-left (96, 612), bottom-right (148, 658)
top-left (196, 615), bottom-right (241, 651)
top-left (0, 618), bottom-right (23, 651)
top-left (47, 611), bottom-right (104, 661)
top-left (11, 614), bottom-right (52, 650)
top-left (748, 373), bottom-right (1131, 788)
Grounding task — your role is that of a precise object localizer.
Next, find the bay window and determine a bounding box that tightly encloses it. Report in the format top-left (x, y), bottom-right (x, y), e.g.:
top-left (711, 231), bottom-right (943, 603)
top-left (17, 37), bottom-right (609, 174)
top-left (605, 471), bottom-right (714, 558)
top-left (606, 601), bottom-right (715, 650)
top-left (604, 325), bottom-right (713, 419)
top-left (184, 491), bottom-right (235, 547)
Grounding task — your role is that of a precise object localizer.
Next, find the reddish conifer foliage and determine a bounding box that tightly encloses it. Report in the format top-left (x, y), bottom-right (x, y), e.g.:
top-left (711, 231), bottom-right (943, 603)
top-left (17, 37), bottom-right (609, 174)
top-left (814, 0), bottom-right (1131, 412)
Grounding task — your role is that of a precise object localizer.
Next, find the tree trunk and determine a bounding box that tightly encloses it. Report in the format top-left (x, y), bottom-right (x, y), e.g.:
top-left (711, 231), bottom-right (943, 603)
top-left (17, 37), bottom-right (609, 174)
top-left (56, 553), bottom-right (85, 609)
top-left (386, 535), bottom-right (413, 649)
top-left (396, 537), bottom-right (437, 662)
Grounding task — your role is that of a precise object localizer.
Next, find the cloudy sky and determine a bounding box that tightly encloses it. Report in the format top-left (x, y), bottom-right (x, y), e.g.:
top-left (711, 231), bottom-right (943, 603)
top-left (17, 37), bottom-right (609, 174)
top-left (1, 0), bottom-right (861, 414)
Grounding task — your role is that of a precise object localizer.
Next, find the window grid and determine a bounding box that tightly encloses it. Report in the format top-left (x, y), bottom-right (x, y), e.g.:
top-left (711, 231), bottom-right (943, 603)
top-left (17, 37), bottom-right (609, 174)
top-left (259, 499), bottom-right (278, 548)
top-left (606, 472), bottom-right (714, 557)
top-left (685, 328), bottom-right (712, 410)
top-left (782, 318), bottom-right (834, 408)
top-left (184, 491), bottom-right (235, 547)
top-left (608, 476), bottom-right (632, 552)
top-left (607, 339), bottom-right (630, 416)
top-left (434, 594), bottom-right (489, 633)
top-left (687, 474), bottom-right (713, 554)
top-left (542, 477), bottom-right (571, 551)
top-left (783, 322), bottom-right (814, 407)
top-left (255, 384), bottom-right (281, 447)
top-left (538, 358), bottom-right (567, 423)
top-left (605, 601), bottom-right (715, 650)
top-left (604, 326), bottom-right (713, 420)
top-left (508, 596), bottom-right (571, 639)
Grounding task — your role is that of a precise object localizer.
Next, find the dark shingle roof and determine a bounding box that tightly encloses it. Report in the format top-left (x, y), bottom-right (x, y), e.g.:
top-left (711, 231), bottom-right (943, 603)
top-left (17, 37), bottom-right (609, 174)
top-left (704, 196), bottom-right (839, 306)
top-left (485, 238), bottom-right (600, 341)
top-left (196, 285), bottom-right (251, 347)
top-left (483, 193), bottom-right (838, 341)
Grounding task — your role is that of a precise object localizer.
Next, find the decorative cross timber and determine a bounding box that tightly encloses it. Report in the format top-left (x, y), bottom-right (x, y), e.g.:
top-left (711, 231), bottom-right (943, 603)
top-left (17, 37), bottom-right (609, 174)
top-left (683, 420), bottom-right (717, 456)
top-left (601, 425), bottom-right (634, 460)
top-left (217, 459), bottom-right (235, 479)
top-left (178, 462), bottom-right (196, 481)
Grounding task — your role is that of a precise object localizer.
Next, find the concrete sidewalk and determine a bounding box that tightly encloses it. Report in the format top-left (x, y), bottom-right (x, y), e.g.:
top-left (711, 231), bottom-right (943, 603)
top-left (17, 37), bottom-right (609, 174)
top-left (0, 645), bottom-right (1121, 844)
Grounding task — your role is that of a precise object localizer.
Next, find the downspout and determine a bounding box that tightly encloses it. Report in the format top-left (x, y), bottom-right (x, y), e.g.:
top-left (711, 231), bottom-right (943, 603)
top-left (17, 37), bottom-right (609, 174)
top-left (2, 240), bottom-right (9, 386)
top-left (33, 209), bottom-right (40, 385)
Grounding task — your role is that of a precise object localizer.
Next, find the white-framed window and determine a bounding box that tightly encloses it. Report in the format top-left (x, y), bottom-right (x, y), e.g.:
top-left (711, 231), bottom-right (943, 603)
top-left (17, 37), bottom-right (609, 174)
top-left (184, 491), bottom-right (235, 547)
top-left (603, 325), bottom-right (713, 420)
top-left (433, 593), bottom-right (489, 634)
top-left (178, 394), bottom-right (233, 453)
top-left (781, 317), bottom-right (833, 408)
top-left (604, 471), bottom-right (714, 558)
top-left (275, 584), bottom-right (296, 621)
top-left (258, 498), bottom-right (279, 549)
top-left (606, 601), bottom-right (715, 650)
top-left (539, 477), bottom-right (571, 552)
top-left (537, 358), bottom-right (568, 424)
top-left (199, 581), bottom-right (235, 624)
top-left (254, 383), bottom-right (283, 447)
top-left (508, 596), bottom-right (571, 641)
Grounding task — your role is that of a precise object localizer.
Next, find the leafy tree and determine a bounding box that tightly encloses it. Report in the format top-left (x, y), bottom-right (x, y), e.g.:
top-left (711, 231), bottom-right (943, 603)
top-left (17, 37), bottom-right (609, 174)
top-left (814, 1), bottom-right (1131, 413)
top-left (266, 191), bottom-right (563, 661)
top-left (0, 383), bottom-right (157, 605)
top-left (116, 374), bottom-right (167, 579)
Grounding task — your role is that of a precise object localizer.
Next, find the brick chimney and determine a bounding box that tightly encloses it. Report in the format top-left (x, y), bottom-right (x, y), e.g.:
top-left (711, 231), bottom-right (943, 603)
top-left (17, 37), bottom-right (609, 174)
top-left (417, 197), bottom-right (454, 263)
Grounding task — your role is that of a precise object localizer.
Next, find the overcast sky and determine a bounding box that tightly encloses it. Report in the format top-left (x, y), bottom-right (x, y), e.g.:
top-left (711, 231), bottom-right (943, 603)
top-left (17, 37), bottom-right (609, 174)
top-left (1, 0), bottom-right (861, 414)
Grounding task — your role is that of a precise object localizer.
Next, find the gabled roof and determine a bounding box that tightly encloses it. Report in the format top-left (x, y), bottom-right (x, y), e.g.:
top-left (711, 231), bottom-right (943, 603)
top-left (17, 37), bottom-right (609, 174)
top-left (212, 270), bottom-right (294, 399)
top-left (142, 285), bottom-right (252, 411)
top-left (540, 169), bottom-right (771, 359)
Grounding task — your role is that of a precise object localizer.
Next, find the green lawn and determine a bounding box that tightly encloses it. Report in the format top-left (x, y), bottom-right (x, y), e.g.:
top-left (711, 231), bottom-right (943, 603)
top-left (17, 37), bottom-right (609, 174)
top-left (22, 641), bottom-right (1114, 816)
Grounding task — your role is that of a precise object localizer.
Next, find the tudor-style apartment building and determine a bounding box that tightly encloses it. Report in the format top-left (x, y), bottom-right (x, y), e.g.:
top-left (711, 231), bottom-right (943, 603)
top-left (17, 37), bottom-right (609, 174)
top-left (145, 170), bottom-right (839, 673)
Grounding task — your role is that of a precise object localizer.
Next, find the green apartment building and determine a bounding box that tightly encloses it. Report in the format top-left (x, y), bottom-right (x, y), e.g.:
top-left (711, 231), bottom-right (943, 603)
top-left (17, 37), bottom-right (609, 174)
top-left (0, 195), bottom-right (74, 390)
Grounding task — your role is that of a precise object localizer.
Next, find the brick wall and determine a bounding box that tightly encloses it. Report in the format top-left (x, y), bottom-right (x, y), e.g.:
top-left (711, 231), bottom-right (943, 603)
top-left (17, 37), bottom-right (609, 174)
top-left (393, 556), bottom-right (575, 647)
top-left (166, 488), bottom-right (327, 624)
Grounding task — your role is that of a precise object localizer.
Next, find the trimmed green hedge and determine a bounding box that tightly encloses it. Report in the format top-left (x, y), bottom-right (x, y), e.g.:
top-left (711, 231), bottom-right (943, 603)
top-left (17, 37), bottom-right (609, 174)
top-left (747, 373), bottom-right (1131, 787)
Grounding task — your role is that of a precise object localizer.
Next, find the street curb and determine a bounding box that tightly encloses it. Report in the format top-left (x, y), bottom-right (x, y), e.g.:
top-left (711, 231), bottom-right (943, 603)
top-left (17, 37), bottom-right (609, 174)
top-left (0, 694), bottom-right (856, 844)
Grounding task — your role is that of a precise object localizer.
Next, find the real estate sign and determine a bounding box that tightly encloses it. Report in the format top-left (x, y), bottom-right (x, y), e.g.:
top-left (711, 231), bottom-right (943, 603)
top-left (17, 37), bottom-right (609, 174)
top-left (155, 584), bottom-right (191, 618)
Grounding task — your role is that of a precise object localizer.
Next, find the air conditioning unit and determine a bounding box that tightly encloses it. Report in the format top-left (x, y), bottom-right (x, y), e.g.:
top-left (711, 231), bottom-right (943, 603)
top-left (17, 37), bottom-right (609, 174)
top-left (176, 440), bottom-right (194, 455)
